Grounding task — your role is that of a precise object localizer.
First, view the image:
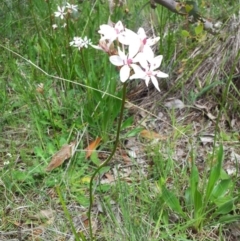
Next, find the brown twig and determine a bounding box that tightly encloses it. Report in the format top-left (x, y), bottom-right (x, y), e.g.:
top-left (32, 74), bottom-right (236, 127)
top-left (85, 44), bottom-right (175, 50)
top-left (151, 0), bottom-right (222, 34)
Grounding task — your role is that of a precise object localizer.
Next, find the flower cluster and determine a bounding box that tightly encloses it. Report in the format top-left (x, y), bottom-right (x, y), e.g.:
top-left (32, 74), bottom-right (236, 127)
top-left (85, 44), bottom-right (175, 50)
top-left (70, 36), bottom-right (92, 50)
top-left (70, 20), bottom-right (168, 91)
top-left (53, 2), bottom-right (78, 29)
top-left (54, 3), bottom-right (78, 19)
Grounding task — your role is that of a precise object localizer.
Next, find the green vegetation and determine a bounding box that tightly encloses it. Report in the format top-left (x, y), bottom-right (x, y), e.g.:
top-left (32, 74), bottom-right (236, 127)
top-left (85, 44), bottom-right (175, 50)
top-left (0, 0), bottom-right (239, 240)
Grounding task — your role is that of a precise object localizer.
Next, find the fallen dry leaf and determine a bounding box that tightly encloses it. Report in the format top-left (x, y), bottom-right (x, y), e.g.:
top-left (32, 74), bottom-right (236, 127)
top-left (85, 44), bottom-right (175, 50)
top-left (194, 103), bottom-right (208, 111)
top-left (104, 172), bottom-right (115, 183)
top-left (45, 141), bottom-right (76, 172)
top-left (36, 83), bottom-right (44, 94)
top-left (164, 99), bottom-right (185, 109)
top-left (194, 103), bottom-right (216, 121)
top-left (206, 112), bottom-right (217, 121)
top-left (85, 137), bottom-right (101, 158)
top-left (33, 209), bottom-right (56, 220)
top-left (118, 148), bottom-right (132, 164)
top-left (32, 227), bottom-right (44, 236)
top-left (140, 130), bottom-right (167, 140)
top-left (199, 134), bottom-right (215, 143)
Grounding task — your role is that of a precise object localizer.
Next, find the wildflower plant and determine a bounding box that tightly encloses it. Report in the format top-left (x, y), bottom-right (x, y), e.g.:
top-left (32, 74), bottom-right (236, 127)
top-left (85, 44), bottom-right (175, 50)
top-left (69, 19), bottom-right (168, 239)
top-left (54, 3), bottom-right (78, 19)
top-left (53, 2), bottom-right (78, 29)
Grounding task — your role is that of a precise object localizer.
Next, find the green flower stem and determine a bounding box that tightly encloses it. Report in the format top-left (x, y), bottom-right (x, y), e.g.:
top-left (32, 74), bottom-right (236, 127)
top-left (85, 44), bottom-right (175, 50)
top-left (88, 82), bottom-right (127, 240)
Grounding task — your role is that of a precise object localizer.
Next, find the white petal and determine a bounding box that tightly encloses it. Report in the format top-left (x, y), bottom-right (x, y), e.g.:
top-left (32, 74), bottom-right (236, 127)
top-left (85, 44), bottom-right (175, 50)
top-left (131, 64), bottom-right (144, 74)
top-left (128, 41), bottom-right (140, 59)
top-left (130, 73), bottom-right (146, 80)
top-left (135, 52), bottom-right (148, 70)
top-left (130, 64), bottom-right (145, 79)
top-left (90, 44), bottom-right (100, 49)
top-left (117, 47), bottom-right (126, 61)
top-left (145, 76), bottom-right (150, 87)
top-left (130, 73), bottom-right (140, 80)
top-left (90, 44), bottom-right (104, 51)
top-left (115, 21), bottom-right (124, 32)
top-left (156, 71), bottom-right (169, 78)
top-left (98, 25), bottom-right (116, 40)
top-left (110, 56), bottom-right (124, 66)
top-left (120, 65), bottom-right (131, 82)
top-left (150, 75), bottom-right (160, 91)
top-left (98, 24), bottom-right (112, 34)
top-left (150, 55), bottom-right (163, 70)
top-left (137, 27), bottom-right (147, 40)
top-left (118, 28), bottom-right (139, 45)
top-left (146, 37), bottom-right (160, 46)
top-left (142, 45), bottom-right (154, 61)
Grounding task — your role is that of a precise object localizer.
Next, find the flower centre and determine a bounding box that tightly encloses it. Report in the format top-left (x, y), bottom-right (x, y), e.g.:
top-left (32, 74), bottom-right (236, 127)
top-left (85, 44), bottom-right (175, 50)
top-left (142, 38), bottom-right (147, 45)
top-left (146, 70), bottom-right (153, 76)
top-left (127, 58), bottom-right (133, 65)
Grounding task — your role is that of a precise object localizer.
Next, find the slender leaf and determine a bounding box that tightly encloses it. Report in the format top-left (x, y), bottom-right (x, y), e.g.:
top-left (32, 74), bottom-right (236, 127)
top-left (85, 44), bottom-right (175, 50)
top-left (124, 127), bottom-right (144, 138)
top-left (214, 196), bottom-right (234, 207)
top-left (190, 164), bottom-right (199, 200)
top-left (194, 189), bottom-right (203, 219)
top-left (90, 150), bottom-right (101, 166)
top-left (218, 215), bottom-right (240, 224)
top-left (205, 145), bottom-right (224, 202)
top-left (161, 185), bottom-right (185, 217)
top-left (211, 179), bottom-right (232, 200)
top-left (121, 116), bottom-right (134, 130)
top-left (185, 187), bottom-right (192, 208)
top-left (213, 200), bottom-right (234, 216)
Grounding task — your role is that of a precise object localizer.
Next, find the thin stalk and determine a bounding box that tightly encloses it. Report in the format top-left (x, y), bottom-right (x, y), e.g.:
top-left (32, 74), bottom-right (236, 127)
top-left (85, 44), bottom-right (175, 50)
top-left (56, 186), bottom-right (81, 241)
top-left (88, 82), bottom-right (127, 240)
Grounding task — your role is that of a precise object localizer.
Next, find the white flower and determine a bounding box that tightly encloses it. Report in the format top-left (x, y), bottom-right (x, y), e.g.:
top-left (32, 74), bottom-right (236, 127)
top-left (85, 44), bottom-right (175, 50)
top-left (70, 37), bottom-right (82, 49)
top-left (54, 6), bottom-right (67, 19)
top-left (4, 161), bottom-right (10, 166)
top-left (70, 37), bottom-right (92, 50)
top-left (66, 2), bottom-right (78, 12)
top-left (98, 21), bottom-right (139, 45)
top-left (109, 42), bottom-right (141, 82)
top-left (52, 24), bottom-right (58, 29)
top-left (137, 27), bottom-right (160, 60)
top-left (81, 36), bottom-right (92, 48)
top-left (130, 55), bottom-right (168, 91)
